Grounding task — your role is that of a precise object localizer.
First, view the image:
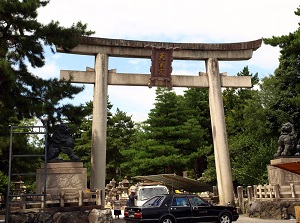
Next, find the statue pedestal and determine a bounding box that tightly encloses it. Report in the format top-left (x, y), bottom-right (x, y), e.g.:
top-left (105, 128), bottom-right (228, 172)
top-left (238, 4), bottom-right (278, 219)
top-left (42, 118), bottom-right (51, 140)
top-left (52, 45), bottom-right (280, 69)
top-left (36, 162), bottom-right (87, 194)
top-left (268, 158), bottom-right (300, 186)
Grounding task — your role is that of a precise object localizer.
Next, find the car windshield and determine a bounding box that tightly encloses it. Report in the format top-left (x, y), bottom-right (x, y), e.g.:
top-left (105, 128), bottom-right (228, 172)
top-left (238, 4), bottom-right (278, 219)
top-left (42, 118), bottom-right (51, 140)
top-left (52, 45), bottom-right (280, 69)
top-left (142, 195), bottom-right (164, 207)
top-left (139, 187), bottom-right (168, 201)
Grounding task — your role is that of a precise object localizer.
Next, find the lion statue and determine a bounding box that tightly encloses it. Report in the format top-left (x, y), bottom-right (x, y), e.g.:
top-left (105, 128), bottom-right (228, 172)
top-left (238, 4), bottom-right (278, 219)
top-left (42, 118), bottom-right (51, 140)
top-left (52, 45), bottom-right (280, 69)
top-left (274, 122), bottom-right (299, 157)
top-left (46, 123), bottom-right (80, 161)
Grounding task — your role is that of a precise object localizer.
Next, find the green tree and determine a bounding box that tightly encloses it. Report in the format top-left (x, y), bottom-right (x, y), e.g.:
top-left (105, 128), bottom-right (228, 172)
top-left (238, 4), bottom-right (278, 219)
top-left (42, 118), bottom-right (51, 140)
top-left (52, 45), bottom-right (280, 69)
top-left (123, 87), bottom-right (213, 179)
top-left (0, 119), bottom-right (44, 195)
top-left (143, 87), bottom-right (189, 174)
top-left (220, 67), bottom-right (274, 186)
top-left (73, 101), bottom-right (94, 181)
top-left (106, 108), bottom-right (136, 182)
top-left (0, 0), bottom-right (94, 128)
top-left (74, 100), bottom-right (137, 184)
top-left (73, 100), bottom-right (112, 183)
top-left (263, 6), bottom-right (300, 133)
top-left (181, 88), bottom-right (212, 179)
top-left (120, 122), bottom-right (148, 178)
top-left (123, 88), bottom-right (187, 176)
top-left (0, 0), bottom-right (93, 197)
top-left (223, 67), bottom-right (259, 135)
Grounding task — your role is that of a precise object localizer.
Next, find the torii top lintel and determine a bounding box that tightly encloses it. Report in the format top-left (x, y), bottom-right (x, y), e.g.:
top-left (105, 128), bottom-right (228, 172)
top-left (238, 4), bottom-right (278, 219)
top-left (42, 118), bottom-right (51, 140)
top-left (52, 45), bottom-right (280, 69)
top-left (56, 36), bottom-right (262, 61)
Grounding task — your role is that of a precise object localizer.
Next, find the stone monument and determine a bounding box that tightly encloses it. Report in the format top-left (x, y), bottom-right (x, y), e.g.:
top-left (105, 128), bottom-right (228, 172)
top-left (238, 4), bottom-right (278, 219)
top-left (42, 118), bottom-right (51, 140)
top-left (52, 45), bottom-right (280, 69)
top-left (268, 122), bottom-right (300, 186)
top-left (36, 162), bottom-right (87, 194)
top-left (274, 122), bottom-right (299, 157)
top-left (44, 123), bottom-right (80, 162)
top-left (36, 123), bottom-right (87, 195)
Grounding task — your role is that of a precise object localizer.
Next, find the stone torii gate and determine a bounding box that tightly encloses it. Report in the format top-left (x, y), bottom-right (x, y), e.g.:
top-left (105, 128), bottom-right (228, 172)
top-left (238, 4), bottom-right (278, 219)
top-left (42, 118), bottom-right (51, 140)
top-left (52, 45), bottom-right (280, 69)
top-left (57, 37), bottom-right (262, 205)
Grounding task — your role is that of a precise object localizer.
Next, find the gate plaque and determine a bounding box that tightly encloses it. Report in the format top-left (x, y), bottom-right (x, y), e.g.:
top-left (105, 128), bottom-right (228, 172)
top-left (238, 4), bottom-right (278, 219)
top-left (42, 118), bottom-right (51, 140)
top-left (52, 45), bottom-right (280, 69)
top-left (149, 47), bottom-right (174, 89)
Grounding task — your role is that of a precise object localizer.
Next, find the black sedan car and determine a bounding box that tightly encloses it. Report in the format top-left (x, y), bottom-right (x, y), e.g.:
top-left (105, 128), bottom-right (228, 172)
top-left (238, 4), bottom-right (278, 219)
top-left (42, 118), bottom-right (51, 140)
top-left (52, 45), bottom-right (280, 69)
top-left (124, 194), bottom-right (239, 223)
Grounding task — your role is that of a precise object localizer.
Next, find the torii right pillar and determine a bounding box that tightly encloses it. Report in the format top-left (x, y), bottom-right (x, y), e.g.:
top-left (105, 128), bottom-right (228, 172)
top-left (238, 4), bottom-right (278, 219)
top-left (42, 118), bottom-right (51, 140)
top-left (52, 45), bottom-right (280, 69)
top-left (207, 58), bottom-right (234, 205)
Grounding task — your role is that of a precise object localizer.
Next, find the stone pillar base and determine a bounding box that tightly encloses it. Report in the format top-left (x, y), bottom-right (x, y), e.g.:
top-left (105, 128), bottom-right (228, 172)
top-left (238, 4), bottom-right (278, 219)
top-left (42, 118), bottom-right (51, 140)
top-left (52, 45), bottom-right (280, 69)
top-left (36, 162), bottom-right (87, 194)
top-left (268, 158), bottom-right (300, 186)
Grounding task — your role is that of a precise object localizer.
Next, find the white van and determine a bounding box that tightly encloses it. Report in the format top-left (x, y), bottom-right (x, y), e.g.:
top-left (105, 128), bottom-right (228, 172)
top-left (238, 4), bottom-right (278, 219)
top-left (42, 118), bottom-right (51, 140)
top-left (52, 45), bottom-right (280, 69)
top-left (135, 185), bottom-right (169, 206)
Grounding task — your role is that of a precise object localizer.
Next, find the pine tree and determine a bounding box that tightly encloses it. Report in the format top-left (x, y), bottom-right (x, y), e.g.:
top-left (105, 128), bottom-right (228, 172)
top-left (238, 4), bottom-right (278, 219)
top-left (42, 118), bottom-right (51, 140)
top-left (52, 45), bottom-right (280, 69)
top-left (74, 100), bottom-right (137, 182)
top-left (263, 6), bottom-right (300, 132)
top-left (0, 0), bottom-right (94, 196)
top-left (106, 108), bottom-right (136, 181)
top-left (0, 0), bottom-right (94, 128)
top-left (142, 87), bottom-right (188, 175)
top-left (182, 88), bottom-right (212, 179)
top-left (221, 67), bottom-right (273, 186)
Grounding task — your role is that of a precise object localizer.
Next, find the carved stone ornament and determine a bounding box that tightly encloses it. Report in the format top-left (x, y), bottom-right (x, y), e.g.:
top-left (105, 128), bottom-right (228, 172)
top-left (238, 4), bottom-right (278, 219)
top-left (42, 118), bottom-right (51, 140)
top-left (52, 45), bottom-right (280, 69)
top-left (46, 123), bottom-right (80, 161)
top-left (274, 122), bottom-right (300, 157)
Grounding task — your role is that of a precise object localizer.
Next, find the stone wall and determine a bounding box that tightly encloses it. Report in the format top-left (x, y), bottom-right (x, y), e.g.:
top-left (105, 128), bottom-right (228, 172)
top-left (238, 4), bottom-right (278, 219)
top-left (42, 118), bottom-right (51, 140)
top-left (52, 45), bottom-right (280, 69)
top-left (9, 208), bottom-right (112, 223)
top-left (246, 201), bottom-right (300, 220)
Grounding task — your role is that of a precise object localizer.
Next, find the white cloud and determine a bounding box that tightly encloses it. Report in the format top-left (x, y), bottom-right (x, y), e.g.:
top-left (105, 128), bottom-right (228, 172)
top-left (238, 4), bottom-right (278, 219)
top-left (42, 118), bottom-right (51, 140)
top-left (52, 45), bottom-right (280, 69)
top-left (38, 1), bottom-right (299, 41)
top-left (128, 59), bottom-right (141, 65)
top-left (29, 57), bottom-right (59, 79)
top-left (250, 44), bottom-right (281, 75)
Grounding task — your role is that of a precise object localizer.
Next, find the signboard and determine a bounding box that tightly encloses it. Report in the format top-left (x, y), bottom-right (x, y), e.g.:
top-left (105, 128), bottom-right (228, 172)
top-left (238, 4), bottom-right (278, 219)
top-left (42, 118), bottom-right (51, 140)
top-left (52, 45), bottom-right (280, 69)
top-left (149, 47), bottom-right (174, 89)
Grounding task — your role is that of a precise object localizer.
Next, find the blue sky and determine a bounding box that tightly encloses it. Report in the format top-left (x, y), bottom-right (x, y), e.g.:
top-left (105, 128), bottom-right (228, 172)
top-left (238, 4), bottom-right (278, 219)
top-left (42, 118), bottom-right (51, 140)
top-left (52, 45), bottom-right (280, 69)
top-left (32, 0), bottom-right (300, 122)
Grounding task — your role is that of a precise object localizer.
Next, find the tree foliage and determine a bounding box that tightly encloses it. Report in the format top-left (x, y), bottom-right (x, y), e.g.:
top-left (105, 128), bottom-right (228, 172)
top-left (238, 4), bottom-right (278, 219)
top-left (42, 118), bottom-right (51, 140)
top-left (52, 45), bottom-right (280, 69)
top-left (221, 67), bottom-right (275, 186)
top-left (181, 88), bottom-right (212, 179)
top-left (125, 88), bottom-right (187, 176)
top-left (74, 99), bottom-right (137, 183)
top-left (0, 0), bottom-right (94, 197)
top-left (106, 108), bottom-right (136, 182)
top-left (120, 87), bottom-right (212, 180)
top-left (0, 0), bottom-right (94, 128)
top-left (263, 6), bottom-right (300, 133)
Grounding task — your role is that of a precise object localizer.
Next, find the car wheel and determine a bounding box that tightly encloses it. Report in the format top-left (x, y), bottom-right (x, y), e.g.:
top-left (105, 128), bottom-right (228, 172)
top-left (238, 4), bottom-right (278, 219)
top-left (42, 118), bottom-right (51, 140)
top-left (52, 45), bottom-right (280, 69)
top-left (218, 213), bottom-right (232, 223)
top-left (161, 216), bottom-right (174, 223)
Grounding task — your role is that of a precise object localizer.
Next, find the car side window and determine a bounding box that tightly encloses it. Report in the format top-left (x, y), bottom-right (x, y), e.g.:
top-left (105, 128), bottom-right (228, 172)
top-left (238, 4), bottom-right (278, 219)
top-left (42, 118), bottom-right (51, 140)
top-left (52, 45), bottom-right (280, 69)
top-left (143, 196), bottom-right (164, 207)
top-left (189, 197), bottom-right (208, 206)
top-left (172, 197), bottom-right (189, 206)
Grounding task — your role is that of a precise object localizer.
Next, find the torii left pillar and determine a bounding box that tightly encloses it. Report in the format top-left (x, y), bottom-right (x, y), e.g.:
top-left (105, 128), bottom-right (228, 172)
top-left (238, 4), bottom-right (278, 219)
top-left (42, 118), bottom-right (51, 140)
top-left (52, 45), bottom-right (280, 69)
top-left (91, 53), bottom-right (108, 203)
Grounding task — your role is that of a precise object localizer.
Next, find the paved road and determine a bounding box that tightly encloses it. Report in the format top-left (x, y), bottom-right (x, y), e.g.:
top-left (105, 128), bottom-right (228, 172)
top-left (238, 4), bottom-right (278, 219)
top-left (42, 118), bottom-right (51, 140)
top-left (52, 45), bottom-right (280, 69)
top-left (237, 215), bottom-right (296, 223)
top-left (0, 215), bottom-right (296, 223)
top-left (113, 214), bottom-right (297, 223)
top-left (1, 210), bottom-right (296, 222)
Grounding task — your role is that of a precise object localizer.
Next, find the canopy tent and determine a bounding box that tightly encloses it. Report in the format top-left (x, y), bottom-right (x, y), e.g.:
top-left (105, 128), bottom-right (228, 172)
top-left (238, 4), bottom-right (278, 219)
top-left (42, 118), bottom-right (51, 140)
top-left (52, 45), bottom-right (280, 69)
top-left (133, 174), bottom-right (212, 193)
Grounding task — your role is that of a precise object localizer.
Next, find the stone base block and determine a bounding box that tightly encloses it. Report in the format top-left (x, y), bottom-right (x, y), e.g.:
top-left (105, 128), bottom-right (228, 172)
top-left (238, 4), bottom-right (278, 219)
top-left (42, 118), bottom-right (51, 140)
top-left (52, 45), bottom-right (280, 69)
top-left (271, 157), bottom-right (300, 165)
top-left (268, 158), bottom-right (300, 186)
top-left (36, 162), bottom-right (87, 194)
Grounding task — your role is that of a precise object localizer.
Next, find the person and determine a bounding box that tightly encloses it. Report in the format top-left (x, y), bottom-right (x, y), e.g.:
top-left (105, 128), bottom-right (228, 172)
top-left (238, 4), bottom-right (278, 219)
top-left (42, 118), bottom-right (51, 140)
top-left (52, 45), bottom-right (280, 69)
top-left (112, 194), bottom-right (122, 219)
top-left (126, 189), bottom-right (137, 207)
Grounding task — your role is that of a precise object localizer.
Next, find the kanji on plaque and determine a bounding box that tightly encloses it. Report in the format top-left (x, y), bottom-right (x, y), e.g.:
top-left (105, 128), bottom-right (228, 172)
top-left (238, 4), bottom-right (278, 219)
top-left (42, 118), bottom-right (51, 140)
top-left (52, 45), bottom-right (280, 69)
top-left (149, 47), bottom-right (174, 89)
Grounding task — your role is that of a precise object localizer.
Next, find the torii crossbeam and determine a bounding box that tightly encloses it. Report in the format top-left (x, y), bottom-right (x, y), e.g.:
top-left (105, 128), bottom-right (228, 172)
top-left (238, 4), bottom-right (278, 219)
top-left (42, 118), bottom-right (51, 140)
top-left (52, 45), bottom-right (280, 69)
top-left (57, 37), bottom-right (262, 205)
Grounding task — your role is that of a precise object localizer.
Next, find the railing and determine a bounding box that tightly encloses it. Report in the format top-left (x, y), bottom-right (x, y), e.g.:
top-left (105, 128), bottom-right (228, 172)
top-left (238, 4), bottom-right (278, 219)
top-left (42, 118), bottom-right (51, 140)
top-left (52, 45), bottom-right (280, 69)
top-left (9, 190), bottom-right (102, 210)
top-left (236, 184), bottom-right (300, 213)
top-left (254, 184), bottom-right (300, 201)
